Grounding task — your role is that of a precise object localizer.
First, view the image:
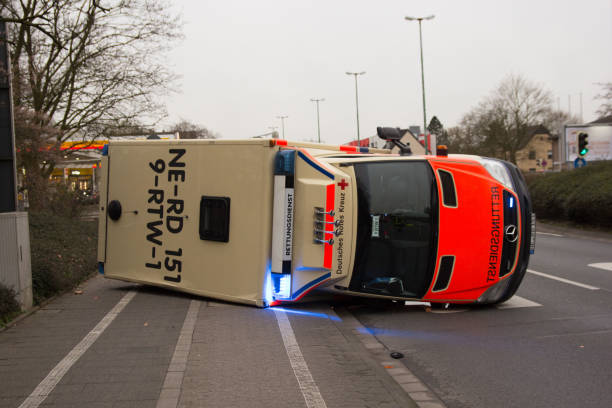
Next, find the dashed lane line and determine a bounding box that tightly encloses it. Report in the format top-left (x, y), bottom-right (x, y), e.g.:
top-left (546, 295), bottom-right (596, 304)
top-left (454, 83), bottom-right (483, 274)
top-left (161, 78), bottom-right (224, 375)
top-left (156, 299), bottom-right (201, 408)
top-left (18, 290), bottom-right (138, 408)
top-left (274, 308), bottom-right (328, 408)
top-left (527, 269), bottom-right (600, 290)
top-left (536, 231), bottom-right (564, 237)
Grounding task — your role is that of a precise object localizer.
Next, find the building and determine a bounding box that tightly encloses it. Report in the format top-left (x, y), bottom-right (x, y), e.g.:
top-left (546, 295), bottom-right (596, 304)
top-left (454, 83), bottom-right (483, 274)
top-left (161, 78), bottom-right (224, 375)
top-left (515, 125), bottom-right (558, 173)
top-left (51, 132), bottom-right (179, 193)
top-left (345, 129), bottom-right (426, 155)
top-left (563, 116), bottom-right (612, 166)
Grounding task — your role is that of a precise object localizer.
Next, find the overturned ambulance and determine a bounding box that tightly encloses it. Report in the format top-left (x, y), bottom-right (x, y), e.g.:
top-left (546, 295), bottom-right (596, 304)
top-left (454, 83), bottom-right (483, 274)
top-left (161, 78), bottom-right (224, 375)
top-left (97, 131), bottom-right (535, 307)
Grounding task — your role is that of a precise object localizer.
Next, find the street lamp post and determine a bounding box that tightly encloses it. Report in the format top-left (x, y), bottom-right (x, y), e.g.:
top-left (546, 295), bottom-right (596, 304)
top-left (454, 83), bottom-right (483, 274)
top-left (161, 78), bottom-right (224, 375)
top-left (346, 71), bottom-right (366, 145)
top-left (310, 98), bottom-right (325, 143)
top-left (276, 115), bottom-right (288, 139)
top-left (268, 126), bottom-right (279, 138)
top-left (405, 14), bottom-right (435, 154)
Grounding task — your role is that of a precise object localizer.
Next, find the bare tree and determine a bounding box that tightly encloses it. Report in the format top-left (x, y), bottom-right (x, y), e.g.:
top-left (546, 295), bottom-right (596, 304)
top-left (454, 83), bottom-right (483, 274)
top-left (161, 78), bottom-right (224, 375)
top-left (594, 82), bottom-right (612, 118)
top-left (457, 74), bottom-right (552, 163)
top-left (542, 109), bottom-right (580, 137)
top-left (1, 0), bottom-right (182, 143)
top-left (169, 119), bottom-right (218, 139)
top-left (13, 106), bottom-right (62, 209)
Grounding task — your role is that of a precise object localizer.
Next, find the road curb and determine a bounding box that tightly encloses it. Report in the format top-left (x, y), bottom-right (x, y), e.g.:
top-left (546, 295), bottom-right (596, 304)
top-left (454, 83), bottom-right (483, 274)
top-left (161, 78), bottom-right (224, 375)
top-left (331, 305), bottom-right (447, 408)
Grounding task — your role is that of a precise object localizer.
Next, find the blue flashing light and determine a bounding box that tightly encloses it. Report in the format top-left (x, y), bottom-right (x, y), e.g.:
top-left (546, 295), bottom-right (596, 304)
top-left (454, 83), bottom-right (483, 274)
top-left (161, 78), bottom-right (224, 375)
top-left (274, 150), bottom-right (296, 176)
top-left (101, 145), bottom-right (109, 156)
top-left (359, 147), bottom-right (370, 153)
top-left (98, 262), bottom-right (105, 274)
top-left (271, 273), bottom-right (291, 299)
top-left (509, 196), bottom-right (515, 208)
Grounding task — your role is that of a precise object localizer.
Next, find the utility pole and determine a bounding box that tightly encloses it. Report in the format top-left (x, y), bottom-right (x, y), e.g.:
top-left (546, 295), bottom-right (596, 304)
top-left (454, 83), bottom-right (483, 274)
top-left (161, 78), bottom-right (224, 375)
top-left (0, 19), bottom-right (33, 310)
top-left (405, 15), bottom-right (435, 154)
top-left (310, 98), bottom-right (325, 143)
top-left (346, 72), bottom-right (366, 144)
top-left (276, 115), bottom-right (288, 140)
top-left (0, 20), bottom-right (17, 212)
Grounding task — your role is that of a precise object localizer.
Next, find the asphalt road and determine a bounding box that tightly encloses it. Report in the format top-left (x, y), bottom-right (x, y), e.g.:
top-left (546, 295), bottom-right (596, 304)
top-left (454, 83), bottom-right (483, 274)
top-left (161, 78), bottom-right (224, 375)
top-left (1, 223), bottom-right (611, 408)
top-left (348, 226), bottom-right (612, 408)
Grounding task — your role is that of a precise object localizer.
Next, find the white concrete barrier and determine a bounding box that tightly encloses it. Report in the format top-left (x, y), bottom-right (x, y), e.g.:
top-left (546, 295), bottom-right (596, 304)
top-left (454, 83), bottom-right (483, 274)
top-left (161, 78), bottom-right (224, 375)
top-left (0, 212), bottom-right (33, 310)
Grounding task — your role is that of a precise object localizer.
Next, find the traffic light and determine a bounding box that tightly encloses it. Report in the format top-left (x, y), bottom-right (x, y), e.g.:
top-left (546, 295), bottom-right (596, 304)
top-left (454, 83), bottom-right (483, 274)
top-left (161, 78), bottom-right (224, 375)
top-left (578, 133), bottom-right (589, 156)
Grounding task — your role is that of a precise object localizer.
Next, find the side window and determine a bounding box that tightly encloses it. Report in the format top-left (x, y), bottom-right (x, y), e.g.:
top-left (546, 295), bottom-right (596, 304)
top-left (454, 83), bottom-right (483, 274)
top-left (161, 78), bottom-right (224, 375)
top-left (437, 169), bottom-right (457, 208)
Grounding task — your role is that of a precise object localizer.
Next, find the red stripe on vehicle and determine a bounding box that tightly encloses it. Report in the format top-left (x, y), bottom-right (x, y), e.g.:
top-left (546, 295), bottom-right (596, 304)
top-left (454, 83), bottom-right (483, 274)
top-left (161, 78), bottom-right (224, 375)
top-left (340, 145), bottom-right (357, 152)
top-left (324, 183), bottom-right (335, 269)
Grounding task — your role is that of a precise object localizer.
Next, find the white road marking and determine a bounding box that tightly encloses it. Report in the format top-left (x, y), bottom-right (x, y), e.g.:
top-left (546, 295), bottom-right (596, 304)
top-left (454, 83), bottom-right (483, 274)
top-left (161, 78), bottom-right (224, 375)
top-left (536, 232), bottom-right (563, 237)
top-left (274, 309), bottom-right (327, 408)
top-left (589, 263), bottom-right (612, 272)
top-left (404, 301), bottom-right (430, 307)
top-left (18, 290), bottom-right (137, 408)
top-left (536, 328), bottom-right (612, 339)
top-left (156, 300), bottom-right (201, 408)
top-left (527, 269), bottom-right (600, 290)
top-left (497, 295), bottom-right (542, 309)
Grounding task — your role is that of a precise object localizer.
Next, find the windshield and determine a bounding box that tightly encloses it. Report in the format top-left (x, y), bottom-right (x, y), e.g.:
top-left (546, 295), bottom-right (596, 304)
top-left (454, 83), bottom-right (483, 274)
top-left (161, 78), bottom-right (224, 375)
top-left (349, 161), bottom-right (438, 298)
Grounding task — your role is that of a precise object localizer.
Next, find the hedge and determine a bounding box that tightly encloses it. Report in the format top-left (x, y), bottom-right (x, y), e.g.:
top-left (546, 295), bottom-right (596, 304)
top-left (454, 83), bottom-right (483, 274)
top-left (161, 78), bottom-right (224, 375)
top-left (0, 284), bottom-right (21, 326)
top-left (28, 211), bottom-right (98, 305)
top-left (525, 161), bottom-right (612, 228)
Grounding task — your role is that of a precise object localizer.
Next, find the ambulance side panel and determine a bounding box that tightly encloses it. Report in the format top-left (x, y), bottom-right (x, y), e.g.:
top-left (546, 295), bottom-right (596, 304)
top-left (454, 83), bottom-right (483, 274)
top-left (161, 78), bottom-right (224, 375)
top-left (101, 140), bottom-right (276, 306)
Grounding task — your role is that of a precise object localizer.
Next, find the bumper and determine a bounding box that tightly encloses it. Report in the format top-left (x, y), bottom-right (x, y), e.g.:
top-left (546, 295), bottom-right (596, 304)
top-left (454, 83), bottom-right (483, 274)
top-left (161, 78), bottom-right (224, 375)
top-left (478, 162), bottom-right (533, 304)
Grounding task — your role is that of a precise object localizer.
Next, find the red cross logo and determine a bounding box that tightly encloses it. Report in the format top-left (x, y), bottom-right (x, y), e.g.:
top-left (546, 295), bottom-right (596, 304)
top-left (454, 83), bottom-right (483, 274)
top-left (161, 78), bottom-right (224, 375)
top-left (337, 179), bottom-right (349, 190)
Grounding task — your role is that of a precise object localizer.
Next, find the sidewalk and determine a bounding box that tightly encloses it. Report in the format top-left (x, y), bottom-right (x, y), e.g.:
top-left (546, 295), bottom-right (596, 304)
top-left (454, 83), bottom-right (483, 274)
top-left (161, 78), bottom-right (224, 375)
top-left (0, 275), bottom-right (421, 408)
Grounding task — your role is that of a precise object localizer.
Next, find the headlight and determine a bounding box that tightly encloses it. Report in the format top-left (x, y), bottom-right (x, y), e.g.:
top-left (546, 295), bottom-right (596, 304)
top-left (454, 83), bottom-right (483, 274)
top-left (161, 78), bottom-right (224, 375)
top-left (476, 277), bottom-right (512, 304)
top-left (477, 158), bottom-right (514, 190)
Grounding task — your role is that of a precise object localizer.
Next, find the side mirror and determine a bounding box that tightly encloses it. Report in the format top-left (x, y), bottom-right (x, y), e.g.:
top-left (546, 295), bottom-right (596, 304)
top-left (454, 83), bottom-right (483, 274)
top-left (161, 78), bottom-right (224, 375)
top-left (377, 127), bottom-right (402, 141)
top-left (377, 126), bottom-right (412, 156)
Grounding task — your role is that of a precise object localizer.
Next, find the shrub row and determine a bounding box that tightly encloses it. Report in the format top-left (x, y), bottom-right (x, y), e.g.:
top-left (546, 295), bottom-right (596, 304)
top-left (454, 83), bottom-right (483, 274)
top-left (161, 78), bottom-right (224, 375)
top-left (29, 211), bottom-right (98, 305)
top-left (0, 284), bottom-right (21, 326)
top-left (525, 161), bottom-right (612, 228)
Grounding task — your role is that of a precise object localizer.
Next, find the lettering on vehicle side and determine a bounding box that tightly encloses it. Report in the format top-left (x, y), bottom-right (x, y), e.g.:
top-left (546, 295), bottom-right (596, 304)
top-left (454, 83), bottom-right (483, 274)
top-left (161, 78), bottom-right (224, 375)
top-left (487, 186), bottom-right (501, 282)
top-left (284, 189), bottom-right (294, 260)
top-left (335, 191), bottom-right (346, 274)
top-left (145, 148), bottom-right (186, 283)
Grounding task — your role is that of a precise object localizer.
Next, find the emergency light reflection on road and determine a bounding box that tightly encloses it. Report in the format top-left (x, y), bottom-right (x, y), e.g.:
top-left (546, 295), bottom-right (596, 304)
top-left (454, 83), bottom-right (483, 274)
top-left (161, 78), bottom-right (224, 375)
top-left (269, 307), bottom-right (341, 321)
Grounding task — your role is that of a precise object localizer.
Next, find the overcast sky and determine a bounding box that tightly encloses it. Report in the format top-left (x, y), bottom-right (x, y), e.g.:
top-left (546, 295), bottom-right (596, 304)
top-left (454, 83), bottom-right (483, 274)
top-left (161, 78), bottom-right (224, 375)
top-left (162, 0), bottom-right (612, 145)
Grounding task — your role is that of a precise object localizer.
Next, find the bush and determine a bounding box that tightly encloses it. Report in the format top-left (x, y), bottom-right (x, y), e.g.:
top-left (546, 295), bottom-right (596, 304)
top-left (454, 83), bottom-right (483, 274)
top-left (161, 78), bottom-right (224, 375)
top-left (0, 284), bottom-right (21, 326)
top-left (45, 183), bottom-right (86, 218)
top-left (526, 161), bottom-right (612, 227)
top-left (29, 211), bottom-right (98, 305)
